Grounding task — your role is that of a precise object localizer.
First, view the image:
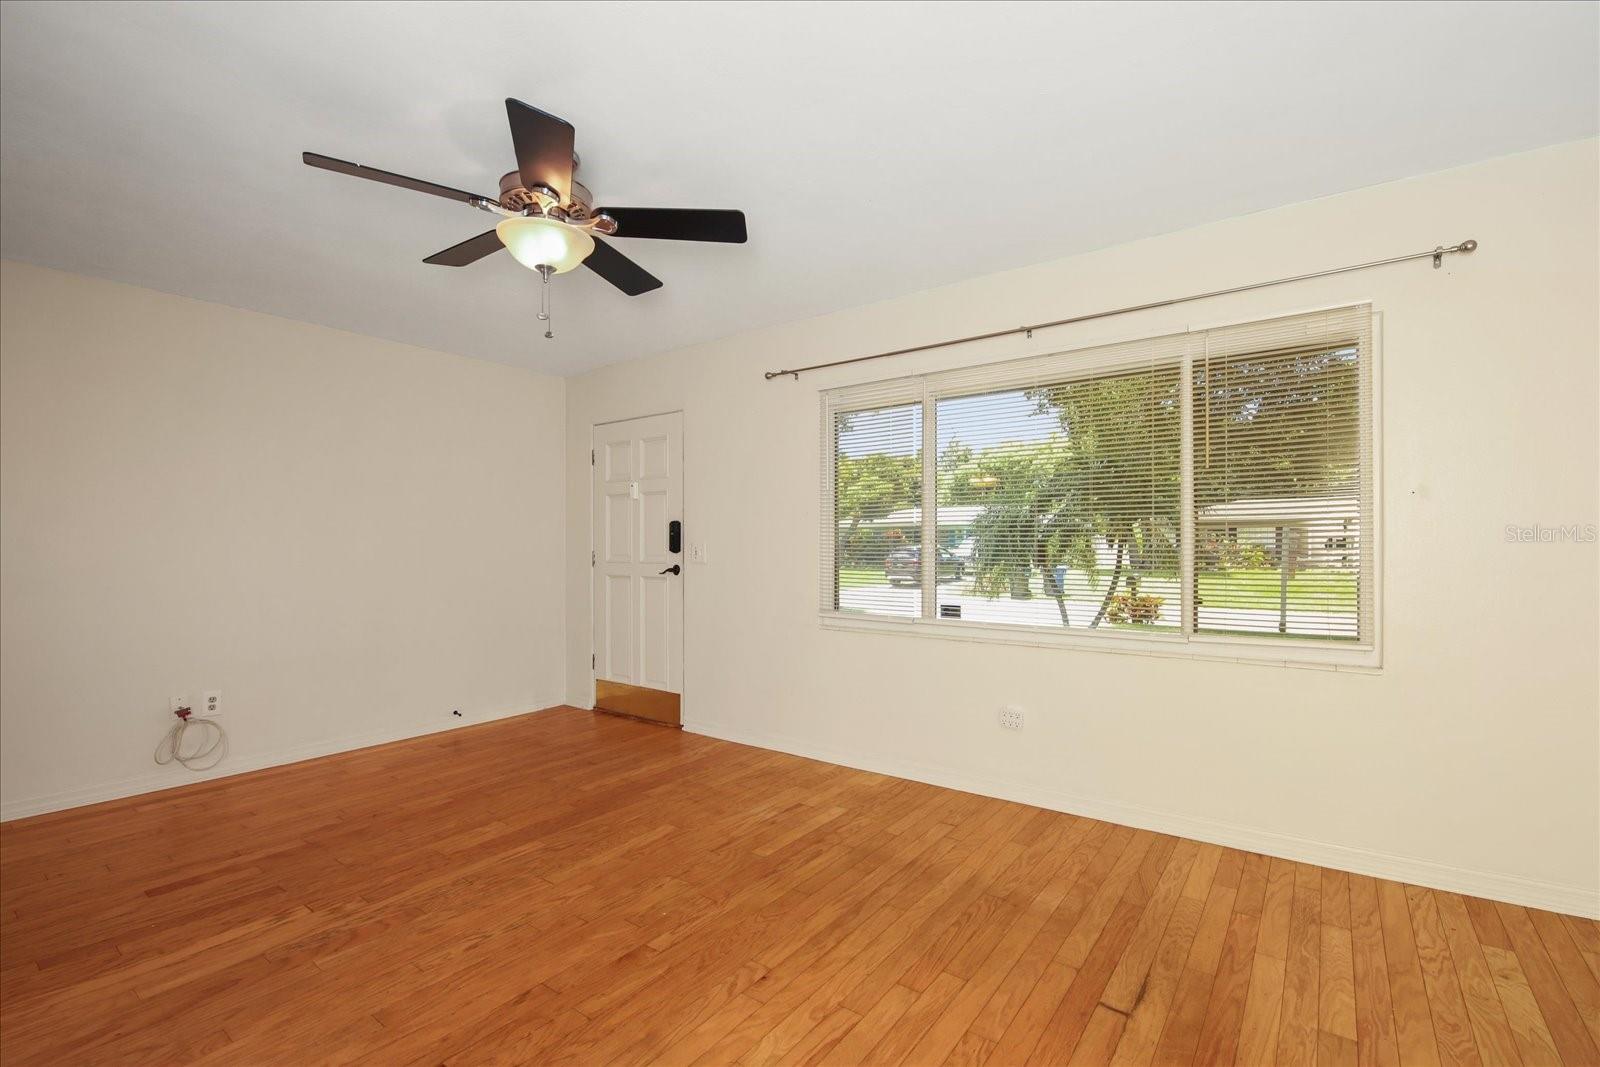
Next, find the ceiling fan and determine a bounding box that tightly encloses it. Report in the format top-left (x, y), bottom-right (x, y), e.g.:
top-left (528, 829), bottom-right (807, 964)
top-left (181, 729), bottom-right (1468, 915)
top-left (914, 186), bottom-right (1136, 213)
top-left (304, 98), bottom-right (747, 337)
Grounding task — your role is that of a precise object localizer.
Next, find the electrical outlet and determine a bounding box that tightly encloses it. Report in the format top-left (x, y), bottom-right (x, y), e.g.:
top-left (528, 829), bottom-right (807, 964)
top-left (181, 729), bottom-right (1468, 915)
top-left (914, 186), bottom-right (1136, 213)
top-left (202, 690), bottom-right (222, 717)
top-left (998, 706), bottom-right (1025, 730)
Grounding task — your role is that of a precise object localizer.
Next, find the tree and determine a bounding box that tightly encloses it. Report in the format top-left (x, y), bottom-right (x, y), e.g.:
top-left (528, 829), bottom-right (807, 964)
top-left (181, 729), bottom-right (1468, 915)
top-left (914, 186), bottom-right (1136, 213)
top-left (950, 342), bottom-right (1359, 629)
top-left (944, 367), bottom-right (1181, 628)
top-left (836, 451), bottom-right (920, 528)
top-left (1192, 344), bottom-right (1360, 506)
top-left (1027, 367), bottom-right (1182, 626)
top-left (834, 445), bottom-right (920, 567)
top-left (957, 440), bottom-right (1087, 625)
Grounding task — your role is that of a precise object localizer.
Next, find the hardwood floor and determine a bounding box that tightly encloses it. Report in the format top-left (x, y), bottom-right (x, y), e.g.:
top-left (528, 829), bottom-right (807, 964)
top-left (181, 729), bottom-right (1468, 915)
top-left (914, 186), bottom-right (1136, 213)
top-left (2, 707), bottom-right (1597, 1066)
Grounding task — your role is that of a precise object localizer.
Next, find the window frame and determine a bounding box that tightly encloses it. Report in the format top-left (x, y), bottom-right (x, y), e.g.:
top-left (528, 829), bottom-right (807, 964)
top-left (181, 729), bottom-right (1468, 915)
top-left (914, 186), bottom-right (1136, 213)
top-left (819, 305), bottom-right (1382, 671)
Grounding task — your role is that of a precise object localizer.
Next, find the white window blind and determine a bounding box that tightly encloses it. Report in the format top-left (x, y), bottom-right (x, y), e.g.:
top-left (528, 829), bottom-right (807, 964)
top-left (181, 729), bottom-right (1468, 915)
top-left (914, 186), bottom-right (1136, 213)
top-left (1193, 307), bottom-right (1374, 642)
top-left (822, 380), bottom-right (924, 618)
top-left (932, 341), bottom-right (1186, 631)
top-left (820, 305), bottom-right (1376, 661)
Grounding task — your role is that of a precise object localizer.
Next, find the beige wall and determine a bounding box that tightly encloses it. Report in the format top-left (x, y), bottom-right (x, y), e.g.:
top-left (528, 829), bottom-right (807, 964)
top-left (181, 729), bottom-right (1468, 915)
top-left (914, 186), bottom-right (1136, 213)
top-left (564, 140), bottom-right (1600, 916)
top-left (0, 262), bottom-right (566, 818)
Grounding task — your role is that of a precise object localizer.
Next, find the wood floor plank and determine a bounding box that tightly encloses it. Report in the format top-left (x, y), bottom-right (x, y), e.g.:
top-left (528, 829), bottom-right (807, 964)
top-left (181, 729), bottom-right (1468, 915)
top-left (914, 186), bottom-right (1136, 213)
top-left (1433, 892), bottom-right (1523, 1067)
top-left (818, 983), bottom-right (918, 1067)
top-left (773, 1004), bottom-right (858, 1066)
top-left (1377, 878), bottom-right (1442, 1067)
top-left (1526, 906), bottom-right (1600, 1050)
top-left (1192, 908), bottom-right (1261, 1065)
top-left (1482, 944), bottom-right (1564, 1067)
top-left (1, 707), bottom-right (1595, 1067)
top-left (963, 822), bottom-right (1126, 1046)
top-left (1406, 886), bottom-right (1484, 1067)
top-left (1259, 857), bottom-right (1298, 961)
top-left (1100, 837), bottom-right (1201, 1013)
top-left (1022, 838), bottom-right (1188, 1065)
top-left (1496, 902), bottom-right (1600, 1066)
top-left (1067, 1004), bottom-right (1128, 1066)
top-left (983, 958), bottom-right (1080, 1066)
top-left (855, 972), bottom-right (964, 1066)
top-left (898, 828), bottom-right (1099, 1066)
top-left (1150, 881), bottom-right (1238, 1065)
top-left (1277, 861), bottom-right (1323, 1067)
top-left (1559, 916), bottom-right (1600, 958)
top-left (1349, 874), bottom-right (1401, 1067)
top-left (1463, 896), bottom-right (1513, 952)
top-left (1107, 891), bottom-right (1204, 1065)
top-left (1321, 923), bottom-right (1359, 1058)
top-left (1236, 953), bottom-right (1287, 1066)
top-left (1025, 898), bottom-right (1144, 1065)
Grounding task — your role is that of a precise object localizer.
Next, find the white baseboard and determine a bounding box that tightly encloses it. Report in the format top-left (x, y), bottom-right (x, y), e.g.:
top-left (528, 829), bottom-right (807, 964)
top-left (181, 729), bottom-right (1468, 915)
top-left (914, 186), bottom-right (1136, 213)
top-left (685, 717), bottom-right (1600, 920)
top-left (0, 702), bottom-right (560, 823)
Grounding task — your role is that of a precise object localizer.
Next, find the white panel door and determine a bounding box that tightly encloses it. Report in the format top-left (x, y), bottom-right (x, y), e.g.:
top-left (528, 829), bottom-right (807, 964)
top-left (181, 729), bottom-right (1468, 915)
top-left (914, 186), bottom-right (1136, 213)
top-left (593, 412), bottom-right (683, 698)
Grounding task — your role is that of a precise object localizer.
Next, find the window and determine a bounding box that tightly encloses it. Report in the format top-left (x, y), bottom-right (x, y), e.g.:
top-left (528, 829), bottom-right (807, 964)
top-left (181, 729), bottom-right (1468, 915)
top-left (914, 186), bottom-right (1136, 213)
top-left (820, 306), bottom-right (1376, 664)
top-left (826, 398), bottom-right (922, 618)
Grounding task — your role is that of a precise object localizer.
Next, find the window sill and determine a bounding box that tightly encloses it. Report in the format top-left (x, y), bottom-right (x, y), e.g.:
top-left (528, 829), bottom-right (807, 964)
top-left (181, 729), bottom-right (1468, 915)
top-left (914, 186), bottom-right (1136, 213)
top-left (819, 611), bottom-right (1382, 673)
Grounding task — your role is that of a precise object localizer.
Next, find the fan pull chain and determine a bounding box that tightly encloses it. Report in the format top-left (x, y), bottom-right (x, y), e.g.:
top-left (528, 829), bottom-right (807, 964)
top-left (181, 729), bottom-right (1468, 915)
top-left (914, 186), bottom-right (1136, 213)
top-left (537, 264), bottom-right (555, 339)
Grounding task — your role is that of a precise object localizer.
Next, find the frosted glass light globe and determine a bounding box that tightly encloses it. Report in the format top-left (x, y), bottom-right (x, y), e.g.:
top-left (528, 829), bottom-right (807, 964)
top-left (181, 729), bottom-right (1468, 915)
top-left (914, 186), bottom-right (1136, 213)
top-left (494, 216), bottom-right (595, 273)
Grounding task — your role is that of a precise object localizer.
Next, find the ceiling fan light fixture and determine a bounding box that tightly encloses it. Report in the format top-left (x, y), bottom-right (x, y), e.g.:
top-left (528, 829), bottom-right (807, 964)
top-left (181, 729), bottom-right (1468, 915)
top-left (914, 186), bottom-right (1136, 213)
top-left (495, 216), bottom-right (595, 273)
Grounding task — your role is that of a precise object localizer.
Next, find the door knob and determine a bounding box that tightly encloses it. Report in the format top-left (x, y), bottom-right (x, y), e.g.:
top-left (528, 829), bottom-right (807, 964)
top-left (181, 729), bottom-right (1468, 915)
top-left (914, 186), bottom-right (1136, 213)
top-left (658, 565), bottom-right (681, 575)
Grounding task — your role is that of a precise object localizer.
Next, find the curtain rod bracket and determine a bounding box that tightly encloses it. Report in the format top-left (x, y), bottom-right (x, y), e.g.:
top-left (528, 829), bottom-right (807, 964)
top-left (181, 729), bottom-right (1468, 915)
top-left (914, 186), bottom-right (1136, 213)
top-left (764, 238), bottom-right (1479, 381)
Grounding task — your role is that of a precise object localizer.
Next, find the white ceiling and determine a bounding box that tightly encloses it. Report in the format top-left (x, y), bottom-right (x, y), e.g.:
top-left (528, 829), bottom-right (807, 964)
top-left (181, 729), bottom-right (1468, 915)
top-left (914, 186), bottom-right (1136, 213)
top-left (2, 2), bottom-right (1595, 376)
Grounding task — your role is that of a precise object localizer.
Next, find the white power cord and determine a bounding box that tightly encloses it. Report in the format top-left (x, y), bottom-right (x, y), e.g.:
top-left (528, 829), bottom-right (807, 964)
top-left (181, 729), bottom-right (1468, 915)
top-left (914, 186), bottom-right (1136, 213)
top-left (154, 709), bottom-right (228, 771)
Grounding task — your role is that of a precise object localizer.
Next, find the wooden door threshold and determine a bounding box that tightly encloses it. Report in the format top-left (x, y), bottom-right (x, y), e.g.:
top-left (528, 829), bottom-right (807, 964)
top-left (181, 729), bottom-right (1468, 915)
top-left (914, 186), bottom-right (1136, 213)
top-left (594, 706), bottom-right (682, 729)
top-left (594, 680), bottom-right (681, 727)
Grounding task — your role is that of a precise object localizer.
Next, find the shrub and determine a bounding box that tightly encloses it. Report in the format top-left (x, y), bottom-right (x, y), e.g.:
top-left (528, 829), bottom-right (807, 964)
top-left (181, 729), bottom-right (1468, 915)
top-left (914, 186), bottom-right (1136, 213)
top-left (1197, 535), bottom-right (1271, 571)
top-left (1106, 592), bottom-right (1165, 624)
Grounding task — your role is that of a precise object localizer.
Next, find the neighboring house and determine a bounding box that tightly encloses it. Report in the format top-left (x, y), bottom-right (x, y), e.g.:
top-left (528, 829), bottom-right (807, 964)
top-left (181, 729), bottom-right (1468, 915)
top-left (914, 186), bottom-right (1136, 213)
top-left (842, 497), bottom-right (1358, 575)
top-left (854, 505), bottom-right (985, 546)
top-left (1197, 496), bottom-right (1359, 571)
top-left (838, 505), bottom-right (984, 566)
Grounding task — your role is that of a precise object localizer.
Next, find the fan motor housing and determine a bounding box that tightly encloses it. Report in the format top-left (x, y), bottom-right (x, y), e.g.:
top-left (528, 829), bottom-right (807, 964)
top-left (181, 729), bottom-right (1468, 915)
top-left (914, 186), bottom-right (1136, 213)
top-left (498, 168), bottom-right (593, 219)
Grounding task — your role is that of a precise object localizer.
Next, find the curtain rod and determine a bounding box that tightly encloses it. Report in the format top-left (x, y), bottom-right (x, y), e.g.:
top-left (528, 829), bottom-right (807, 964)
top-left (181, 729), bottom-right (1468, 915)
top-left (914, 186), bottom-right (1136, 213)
top-left (764, 239), bottom-right (1478, 380)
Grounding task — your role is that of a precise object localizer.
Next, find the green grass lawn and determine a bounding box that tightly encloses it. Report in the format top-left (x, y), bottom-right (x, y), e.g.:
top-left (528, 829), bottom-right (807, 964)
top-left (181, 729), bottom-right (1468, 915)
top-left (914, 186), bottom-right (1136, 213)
top-left (837, 565), bottom-right (1355, 613)
top-left (1196, 569), bottom-right (1356, 613)
top-left (838, 568), bottom-right (890, 588)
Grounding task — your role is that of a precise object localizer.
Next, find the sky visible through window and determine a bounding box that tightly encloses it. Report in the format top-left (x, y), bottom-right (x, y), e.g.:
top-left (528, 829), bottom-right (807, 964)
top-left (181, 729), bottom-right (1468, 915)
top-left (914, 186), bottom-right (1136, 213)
top-left (937, 389), bottom-right (1058, 453)
top-left (837, 390), bottom-right (1058, 458)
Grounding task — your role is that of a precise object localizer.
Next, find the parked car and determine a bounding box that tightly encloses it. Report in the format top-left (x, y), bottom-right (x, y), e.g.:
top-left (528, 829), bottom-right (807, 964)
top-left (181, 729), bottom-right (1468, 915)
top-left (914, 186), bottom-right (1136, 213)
top-left (949, 536), bottom-right (977, 570)
top-left (885, 544), bottom-right (962, 586)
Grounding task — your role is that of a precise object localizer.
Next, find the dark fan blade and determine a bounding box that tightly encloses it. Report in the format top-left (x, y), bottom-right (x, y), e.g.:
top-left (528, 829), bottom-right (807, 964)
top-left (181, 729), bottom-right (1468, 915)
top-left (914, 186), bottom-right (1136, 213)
top-left (423, 229), bottom-right (505, 266)
top-left (584, 237), bottom-right (662, 296)
top-left (596, 207), bottom-right (747, 243)
top-left (505, 99), bottom-right (575, 204)
top-left (302, 152), bottom-right (490, 205)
